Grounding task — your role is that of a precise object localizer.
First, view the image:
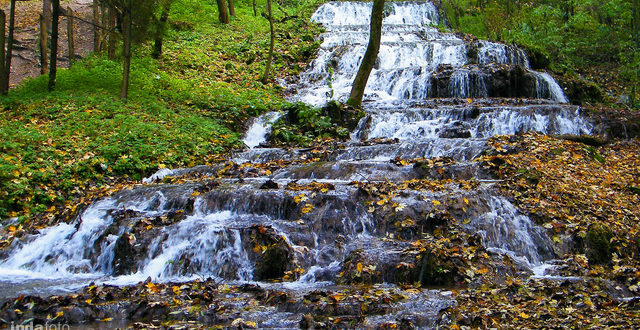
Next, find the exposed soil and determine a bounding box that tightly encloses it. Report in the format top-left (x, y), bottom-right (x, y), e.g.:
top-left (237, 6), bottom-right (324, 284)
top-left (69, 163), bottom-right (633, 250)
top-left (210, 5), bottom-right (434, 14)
top-left (1, 0), bottom-right (95, 88)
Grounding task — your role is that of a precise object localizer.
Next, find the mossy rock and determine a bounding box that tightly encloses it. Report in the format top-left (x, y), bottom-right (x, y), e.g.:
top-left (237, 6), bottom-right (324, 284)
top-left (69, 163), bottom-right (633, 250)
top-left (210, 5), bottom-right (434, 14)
top-left (585, 223), bottom-right (614, 265)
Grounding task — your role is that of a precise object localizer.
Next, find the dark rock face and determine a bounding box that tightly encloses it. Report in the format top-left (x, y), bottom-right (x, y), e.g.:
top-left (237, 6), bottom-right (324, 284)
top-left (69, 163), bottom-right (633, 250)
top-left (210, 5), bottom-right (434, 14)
top-left (112, 234), bottom-right (136, 275)
top-left (439, 121), bottom-right (472, 138)
top-left (242, 225), bottom-right (295, 280)
top-left (259, 179), bottom-right (279, 189)
top-left (431, 64), bottom-right (542, 99)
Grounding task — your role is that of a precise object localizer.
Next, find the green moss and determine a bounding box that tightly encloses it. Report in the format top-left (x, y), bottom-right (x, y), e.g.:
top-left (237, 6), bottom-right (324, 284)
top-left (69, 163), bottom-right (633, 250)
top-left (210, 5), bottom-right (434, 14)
top-left (586, 223), bottom-right (614, 265)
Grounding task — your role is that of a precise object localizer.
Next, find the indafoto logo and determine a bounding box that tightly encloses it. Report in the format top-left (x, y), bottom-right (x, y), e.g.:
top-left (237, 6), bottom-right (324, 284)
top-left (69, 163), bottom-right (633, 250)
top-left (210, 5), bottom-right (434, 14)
top-left (10, 321), bottom-right (70, 330)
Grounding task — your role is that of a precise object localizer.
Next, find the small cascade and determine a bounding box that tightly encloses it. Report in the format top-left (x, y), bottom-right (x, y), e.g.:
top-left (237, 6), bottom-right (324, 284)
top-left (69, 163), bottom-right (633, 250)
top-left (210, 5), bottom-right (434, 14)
top-left (0, 1), bottom-right (598, 327)
top-left (243, 111), bottom-right (283, 148)
top-left (535, 71), bottom-right (569, 103)
top-left (468, 197), bottom-right (554, 267)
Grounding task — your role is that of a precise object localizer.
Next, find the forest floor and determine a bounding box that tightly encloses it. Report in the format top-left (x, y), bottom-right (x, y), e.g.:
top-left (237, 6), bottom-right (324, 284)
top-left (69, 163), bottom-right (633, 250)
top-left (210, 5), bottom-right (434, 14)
top-left (0, 0), bottom-right (639, 328)
top-left (0, 0), bottom-right (94, 87)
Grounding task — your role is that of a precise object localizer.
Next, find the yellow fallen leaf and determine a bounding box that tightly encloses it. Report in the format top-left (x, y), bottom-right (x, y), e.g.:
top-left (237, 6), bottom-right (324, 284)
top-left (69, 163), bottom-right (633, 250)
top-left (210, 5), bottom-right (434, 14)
top-left (356, 262), bottom-right (363, 273)
top-left (432, 200), bottom-right (441, 206)
top-left (172, 285), bottom-right (182, 295)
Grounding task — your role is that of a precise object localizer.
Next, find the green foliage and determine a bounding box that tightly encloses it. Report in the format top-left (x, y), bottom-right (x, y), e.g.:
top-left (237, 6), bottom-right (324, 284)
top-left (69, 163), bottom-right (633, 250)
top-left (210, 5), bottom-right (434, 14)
top-left (270, 102), bottom-right (350, 145)
top-left (441, 0), bottom-right (639, 104)
top-left (0, 0), bottom-right (325, 220)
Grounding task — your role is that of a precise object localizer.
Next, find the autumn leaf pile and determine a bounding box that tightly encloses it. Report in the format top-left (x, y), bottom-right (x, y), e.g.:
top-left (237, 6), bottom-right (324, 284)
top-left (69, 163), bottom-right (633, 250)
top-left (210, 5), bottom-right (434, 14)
top-left (437, 132), bottom-right (640, 327)
top-left (481, 133), bottom-right (640, 282)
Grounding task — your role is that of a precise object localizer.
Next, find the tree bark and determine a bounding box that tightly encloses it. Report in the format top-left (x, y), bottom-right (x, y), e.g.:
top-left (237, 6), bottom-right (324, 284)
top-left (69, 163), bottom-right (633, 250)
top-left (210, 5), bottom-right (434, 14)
top-left (216, 0), bottom-right (230, 24)
top-left (48, 0), bottom-right (60, 91)
top-left (0, 10), bottom-right (5, 92)
top-left (633, 0), bottom-right (639, 106)
top-left (346, 0), bottom-right (384, 107)
top-left (93, 0), bottom-right (100, 52)
top-left (152, 2), bottom-right (171, 59)
top-left (228, 0), bottom-right (236, 17)
top-left (120, 0), bottom-right (132, 101)
top-left (261, 0), bottom-right (274, 84)
top-left (253, 0), bottom-right (257, 17)
top-left (100, 3), bottom-right (109, 51)
top-left (3, 0), bottom-right (16, 94)
top-left (40, 14), bottom-right (49, 75)
top-left (43, 0), bottom-right (52, 27)
top-left (67, 7), bottom-right (75, 67)
top-left (108, 6), bottom-right (116, 59)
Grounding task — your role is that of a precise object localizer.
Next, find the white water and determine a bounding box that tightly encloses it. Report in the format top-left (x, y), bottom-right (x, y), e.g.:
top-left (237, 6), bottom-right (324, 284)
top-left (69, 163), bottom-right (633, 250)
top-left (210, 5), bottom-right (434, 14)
top-left (290, 1), bottom-right (569, 106)
top-left (469, 197), bottom-right (554, 268)
top-left (243, 111), bottom-right (283, 148)
top-left (0, 2), bottom-right (594, 312)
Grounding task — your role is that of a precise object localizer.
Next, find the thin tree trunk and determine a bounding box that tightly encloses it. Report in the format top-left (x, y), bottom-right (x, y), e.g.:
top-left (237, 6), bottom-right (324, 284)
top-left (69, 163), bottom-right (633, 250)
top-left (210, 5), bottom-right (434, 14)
top-left (216, 0), bottom-right (230, 24)
top-left (43, 0), bottom-right (52, 27)
top-left (48, 0), bottom-right (60, 91)
top-left (0, 10), bottom-right (5, 92)
top-left (93, 0), bottom-right (100, 52)
top-left (120, 1), bottom-right (132, 101)
top-left (261, 0), bottom-right (274, 84)
top-left (67, 7), bottom-right (75, 67)
top-left (228, 0), bottom-right (236, 17)
top-left (253, 0), bottom-right (257, 17)
top-left (152, 3), bottom-right (170, 59)
top-left (3, 0), bottom-right (16, 94)
top-left (40, 14), bottom-right (49, 74)
top-left (346, 0), bottom-right (385, 107)
top-left (633, 0), bottom-right (639, 106)
top-left (108, 6), bottom-right (116, 59)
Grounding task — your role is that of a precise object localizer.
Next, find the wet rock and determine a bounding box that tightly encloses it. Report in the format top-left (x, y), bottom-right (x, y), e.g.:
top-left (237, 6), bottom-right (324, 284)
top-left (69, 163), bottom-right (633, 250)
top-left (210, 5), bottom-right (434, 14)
top-left (431, 64), bottom-right (543, 99)
top-left (438, 121), bottom-right (472, 139)
top-left (113, 233), bottom-right (136, 275)
top-left (322, 100), bottom-right (366, 130)
top-left (260, 179), bottom-right (279, 189)
top-left (243, 225), bottom-right (295, 280)
top-left (418, 249), bottom-right (456, 286)
top-left (337, 249), bottom-right (383, 284)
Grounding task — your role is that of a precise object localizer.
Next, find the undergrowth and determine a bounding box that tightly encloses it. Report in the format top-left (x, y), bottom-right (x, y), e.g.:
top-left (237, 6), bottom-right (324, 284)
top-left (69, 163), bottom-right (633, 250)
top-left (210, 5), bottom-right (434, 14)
top-left (0, 0), bottom-right (324, 221)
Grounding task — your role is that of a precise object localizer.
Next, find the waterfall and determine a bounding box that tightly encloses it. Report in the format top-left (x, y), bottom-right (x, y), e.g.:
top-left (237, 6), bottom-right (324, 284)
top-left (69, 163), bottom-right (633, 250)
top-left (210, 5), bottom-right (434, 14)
top-left (243, 111), bottom-right (283, 148)
top-left (290, 2), bottom-right (569, 105)
top-left (0, 2), bottom-right (596, 326)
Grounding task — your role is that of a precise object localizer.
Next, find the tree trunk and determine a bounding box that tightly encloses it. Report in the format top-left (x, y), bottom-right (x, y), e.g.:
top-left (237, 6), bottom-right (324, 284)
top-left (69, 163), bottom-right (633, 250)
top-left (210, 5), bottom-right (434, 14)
top-left (633, 0), bottom-right (639, 106)
top-left (152, 2), bottom-right (171, 59)
top-left (261, 0), bottom-right (274, 84)
top-left (346, 0), bottom-right (384, 107)
top-left (253, 0), bottom-right (257, 17)
top-left (108, 6), bottom-right (116, 59)
top-left (48, 0), bottom-right (60, 91)
top-left (3, 0), bottom-right (16, 94)
top-left (0, 10), bottom-right (5, 92)
top-left (120, 1), bottom-right (132, 101)
top-left (228, 0), bottom-right (236, 17)
top-left (40, 14), bottom-right (49, 75)
top-left (43, 0), bottom-right (52, 28)
top-left (216, 0), bottom-right (230, 24)
top-left (67, 7), bottom-right (75, 67)
top-left (100, 3), bottom-right (108, 51)
top-left (93, 0), bottom-right (100, 52)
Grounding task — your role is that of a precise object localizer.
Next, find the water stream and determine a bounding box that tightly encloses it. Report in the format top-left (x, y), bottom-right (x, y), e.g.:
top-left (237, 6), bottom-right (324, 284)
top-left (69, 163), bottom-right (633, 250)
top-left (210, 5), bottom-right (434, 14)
top-left (0, 1), bottom-right (595, 327)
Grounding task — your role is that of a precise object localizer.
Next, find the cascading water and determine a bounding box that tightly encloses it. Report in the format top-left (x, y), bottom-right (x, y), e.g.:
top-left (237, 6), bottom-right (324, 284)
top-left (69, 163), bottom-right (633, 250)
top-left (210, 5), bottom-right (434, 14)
top-left (0, 1), bottom-right (596, 327)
